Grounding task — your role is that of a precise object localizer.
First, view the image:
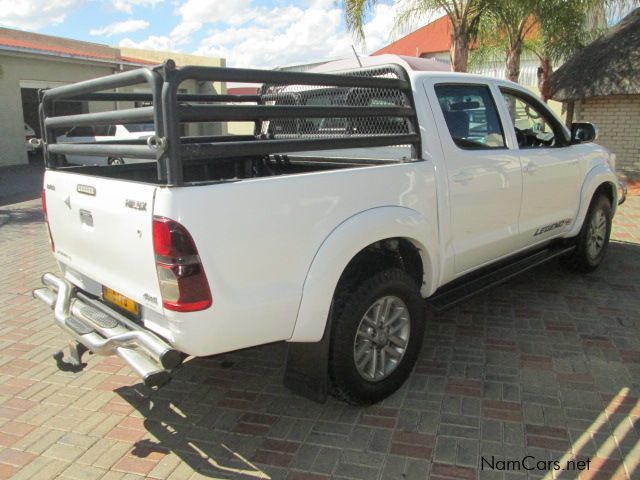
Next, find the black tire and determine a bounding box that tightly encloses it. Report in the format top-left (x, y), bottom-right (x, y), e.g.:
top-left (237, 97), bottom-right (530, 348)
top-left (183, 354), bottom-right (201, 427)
top-left (561, 194), bottom-right (612, 273)
top-left (329, 268), bottom-right (425, 405)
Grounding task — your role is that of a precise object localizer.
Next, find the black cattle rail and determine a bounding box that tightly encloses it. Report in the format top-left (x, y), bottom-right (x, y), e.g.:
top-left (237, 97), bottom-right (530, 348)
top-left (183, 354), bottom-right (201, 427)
top-left (40, 59), bottom-right (420, 186)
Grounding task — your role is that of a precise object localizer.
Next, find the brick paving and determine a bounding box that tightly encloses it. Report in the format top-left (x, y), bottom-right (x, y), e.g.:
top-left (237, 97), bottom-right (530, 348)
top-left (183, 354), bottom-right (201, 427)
top-left (0, 196), bottom-right (638, 480)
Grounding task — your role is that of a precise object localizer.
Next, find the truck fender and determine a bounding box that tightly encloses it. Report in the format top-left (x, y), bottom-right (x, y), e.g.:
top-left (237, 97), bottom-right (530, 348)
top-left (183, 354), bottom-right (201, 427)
top-left (289, 206), bottom-right (436, 343)
top-left (566, 163), bottom-right (618, 238)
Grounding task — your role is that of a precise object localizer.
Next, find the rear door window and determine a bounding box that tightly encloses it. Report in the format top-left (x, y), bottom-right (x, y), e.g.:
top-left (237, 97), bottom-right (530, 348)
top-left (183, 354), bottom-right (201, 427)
top-left (435, 84), bottom-right (506, 149)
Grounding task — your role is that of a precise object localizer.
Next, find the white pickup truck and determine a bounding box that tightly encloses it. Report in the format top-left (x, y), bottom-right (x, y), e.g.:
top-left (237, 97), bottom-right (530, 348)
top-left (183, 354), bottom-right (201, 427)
top-left (33, 57), bottom-right (625, 405)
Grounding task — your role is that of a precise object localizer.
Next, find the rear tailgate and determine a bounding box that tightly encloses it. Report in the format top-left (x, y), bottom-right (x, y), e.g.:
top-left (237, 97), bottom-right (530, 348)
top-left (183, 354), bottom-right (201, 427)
top-left (44, 170), bottom-right (162, 314)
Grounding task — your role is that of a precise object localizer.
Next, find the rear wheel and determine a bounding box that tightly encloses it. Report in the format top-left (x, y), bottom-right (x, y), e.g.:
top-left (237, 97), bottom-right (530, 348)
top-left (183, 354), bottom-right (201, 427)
top-left (561, 194), bottom-right (612, 272)
top-left (329, 269), bottom-right (425, 405)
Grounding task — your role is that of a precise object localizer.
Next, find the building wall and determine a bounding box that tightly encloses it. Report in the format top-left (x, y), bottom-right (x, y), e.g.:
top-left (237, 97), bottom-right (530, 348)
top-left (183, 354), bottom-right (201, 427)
top-left (0, 53), bottom-right (118, 167)
top-left (119, 47), bottom-right (227, 136)
top-left (0, 49), bottom-right (228, 167)
top-left (575, 95), bottom-right (640, 175)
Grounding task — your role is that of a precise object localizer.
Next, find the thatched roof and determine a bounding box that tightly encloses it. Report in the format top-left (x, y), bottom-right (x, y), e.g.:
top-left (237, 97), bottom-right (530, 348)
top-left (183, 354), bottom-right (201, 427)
top-left (549, 8), bottom-right (640, 101)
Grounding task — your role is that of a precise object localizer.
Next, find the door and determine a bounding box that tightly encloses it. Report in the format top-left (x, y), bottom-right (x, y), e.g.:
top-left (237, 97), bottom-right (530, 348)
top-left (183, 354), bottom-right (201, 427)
top-left (498, 88), bottom-right (583, 244)
top-left (429, 82), bottom-right (523, 275)
top-left (43, 169), bottom-right (162, 314)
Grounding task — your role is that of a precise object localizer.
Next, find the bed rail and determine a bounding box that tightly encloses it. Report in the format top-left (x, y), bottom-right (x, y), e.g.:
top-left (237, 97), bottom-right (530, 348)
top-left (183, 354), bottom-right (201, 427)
top-left (39, 59), bottom-right (420, 186)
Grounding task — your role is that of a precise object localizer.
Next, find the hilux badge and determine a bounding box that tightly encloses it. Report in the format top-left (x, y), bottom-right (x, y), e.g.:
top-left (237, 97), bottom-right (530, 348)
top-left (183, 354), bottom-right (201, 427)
top-left (125, 199), bottom-right (147, 211)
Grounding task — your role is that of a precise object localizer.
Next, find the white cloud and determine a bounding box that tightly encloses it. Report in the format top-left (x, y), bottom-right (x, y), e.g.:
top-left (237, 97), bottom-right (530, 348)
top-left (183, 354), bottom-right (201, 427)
top-left (118, 0), bottom-right (409, 69)
top-left (178, 0), bottom-right (255, 26)
top-left (170, 21), bottom-right (201, 45)
top-left (192, 0), bottom-right (405, 68)
top-left (362, 3), bottom-right (401, 52)
top-left (113, 0), bottom-right (163, 14)
top-left (90, 19), bottom-right (149, 37)
top-left (119, 19), bottom-right (201, 51)
top-left (0, 0), bottom-right (83, 30)
top-left (120, 35), bottom-right (174, 51)
top-left (252, 4), bottom-right (304, 29)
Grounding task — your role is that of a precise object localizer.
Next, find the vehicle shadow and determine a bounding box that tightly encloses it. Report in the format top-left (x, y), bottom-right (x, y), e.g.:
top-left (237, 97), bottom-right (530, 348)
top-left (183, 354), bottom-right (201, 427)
top-left (0, 206), bottom-right (44, 226)
top-left (114, 343), bottom-right (339, 479)
top-left (113, 239), bottom-right (640, 479)
top-left (0, 162), bottom-right (44, 207)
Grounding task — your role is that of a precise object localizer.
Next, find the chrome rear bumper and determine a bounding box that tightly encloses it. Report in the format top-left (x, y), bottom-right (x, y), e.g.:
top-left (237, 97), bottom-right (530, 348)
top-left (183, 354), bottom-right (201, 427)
top-left (33, 273), bottom-right (182, 388)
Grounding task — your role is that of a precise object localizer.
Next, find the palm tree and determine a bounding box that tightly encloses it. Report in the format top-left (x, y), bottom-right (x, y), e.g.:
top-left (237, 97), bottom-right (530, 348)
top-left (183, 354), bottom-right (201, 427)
top-left (472, 0), bottom-right (639, 100)
top-left (531, 0), bottom-right (639, 101)
top-left (343, 0), bottom-right (487, 72)
top-left (471, 0), bottom-right (561, 84)
top-left (530, 0), bottom-right (593, 101)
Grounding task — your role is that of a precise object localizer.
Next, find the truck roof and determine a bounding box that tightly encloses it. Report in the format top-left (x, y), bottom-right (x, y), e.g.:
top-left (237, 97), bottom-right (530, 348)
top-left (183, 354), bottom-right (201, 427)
top-left (313, 54), bottom-right (524, 92)
top-left (310, 54), bottom-right (450, 74)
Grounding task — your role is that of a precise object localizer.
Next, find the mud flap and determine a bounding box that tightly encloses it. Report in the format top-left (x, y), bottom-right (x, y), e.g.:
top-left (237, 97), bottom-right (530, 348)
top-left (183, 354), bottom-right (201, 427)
top-left (283, 309), bottom-right (333, 403)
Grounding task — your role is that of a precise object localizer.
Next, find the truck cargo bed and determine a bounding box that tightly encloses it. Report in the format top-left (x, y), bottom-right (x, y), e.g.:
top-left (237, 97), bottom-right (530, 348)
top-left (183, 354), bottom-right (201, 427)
top-left (58, 155), bottom-right (399, 185)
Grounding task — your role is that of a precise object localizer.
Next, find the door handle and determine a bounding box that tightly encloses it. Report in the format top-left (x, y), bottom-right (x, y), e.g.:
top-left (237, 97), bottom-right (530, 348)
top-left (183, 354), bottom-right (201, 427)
top-left (524, 161), bottom-right (538, 173)
top-left (452, 171), bottom-right (474, 183)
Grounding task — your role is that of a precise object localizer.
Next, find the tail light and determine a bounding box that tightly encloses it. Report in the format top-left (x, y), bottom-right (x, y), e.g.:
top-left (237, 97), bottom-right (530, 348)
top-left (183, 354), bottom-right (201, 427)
top-left (41, 189), bottom-right (55, 251)
top-left (152, 216), bottom-right (212, 312)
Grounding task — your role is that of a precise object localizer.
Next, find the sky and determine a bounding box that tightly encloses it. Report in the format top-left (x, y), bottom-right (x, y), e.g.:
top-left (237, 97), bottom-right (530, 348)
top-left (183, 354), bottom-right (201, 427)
top-left (0, 0), bottom-right (416, 68)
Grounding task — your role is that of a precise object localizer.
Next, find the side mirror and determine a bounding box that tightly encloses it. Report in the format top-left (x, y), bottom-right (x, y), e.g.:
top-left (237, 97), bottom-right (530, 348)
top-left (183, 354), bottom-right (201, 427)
top-left (571, 122), bottom-right (598, 144)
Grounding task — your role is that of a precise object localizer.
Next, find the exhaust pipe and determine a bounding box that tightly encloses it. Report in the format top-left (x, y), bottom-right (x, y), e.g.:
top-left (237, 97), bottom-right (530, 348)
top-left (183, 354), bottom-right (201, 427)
top-left (33, 273), bottom-right (181, 388)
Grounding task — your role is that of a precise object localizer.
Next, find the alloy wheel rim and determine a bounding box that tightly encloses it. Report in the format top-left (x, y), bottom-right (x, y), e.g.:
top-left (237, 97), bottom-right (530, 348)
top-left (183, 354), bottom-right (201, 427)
top-left (587, 209), bottom-right (607, 259)
top-left (353, 295), bottom-right (410, 382)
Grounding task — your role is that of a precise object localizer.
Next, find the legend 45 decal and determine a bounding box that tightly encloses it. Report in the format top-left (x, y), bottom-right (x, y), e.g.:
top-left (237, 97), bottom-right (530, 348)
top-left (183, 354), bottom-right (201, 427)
top-left (534, 218), bottom-right (572, 236)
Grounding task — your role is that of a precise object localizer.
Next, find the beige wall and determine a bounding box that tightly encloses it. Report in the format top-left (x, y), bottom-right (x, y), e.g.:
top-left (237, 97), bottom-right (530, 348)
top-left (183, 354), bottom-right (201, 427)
top-left (119, 47), bottom-right (227, 136)
top-left (226, 121), bottom-right (255, 136)
top-left (575, 95), bottom-right (640, 175)
top-left (119, 47), bottom-right (225, 69)
top-left (0, 53), bottom-right (118, 166)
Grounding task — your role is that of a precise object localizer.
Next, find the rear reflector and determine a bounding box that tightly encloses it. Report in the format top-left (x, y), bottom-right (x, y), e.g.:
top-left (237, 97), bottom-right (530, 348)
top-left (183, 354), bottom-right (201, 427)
top-left (41, 189), bottom-right (47, 219)
top-left (152, 216), bottom-right (212, 312)
top-left (41, 189), bottom-right (55, 251)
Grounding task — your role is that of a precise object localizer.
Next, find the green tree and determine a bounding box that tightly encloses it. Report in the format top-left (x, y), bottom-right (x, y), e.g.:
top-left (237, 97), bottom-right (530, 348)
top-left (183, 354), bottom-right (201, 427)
top-left (343, 0), bottom-right (487, 72)
top-left (471, 0), bottom-right (536, 83)
top-left (530, 0), bottom-right (592, 101)
top-left (473, 0), bottom-right (639, 100)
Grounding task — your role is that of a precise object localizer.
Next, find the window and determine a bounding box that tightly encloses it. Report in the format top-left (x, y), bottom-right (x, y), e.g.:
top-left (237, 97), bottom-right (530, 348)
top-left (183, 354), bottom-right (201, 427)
top-left (93, 125), bottom-right (116, 137)
top-left (435, 84), bottom-right (505, 149)
top-left (65, 126), bottom-right (95, 137)
top-left (500, 90), bottom-right (563, 148)
top-left (123, 123), bottom-right (155, 133)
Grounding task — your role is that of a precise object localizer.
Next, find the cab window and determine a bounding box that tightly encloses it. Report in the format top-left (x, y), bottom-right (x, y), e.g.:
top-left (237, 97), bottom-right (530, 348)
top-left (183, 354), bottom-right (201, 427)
top-left (435, 84), bottom-right (506, 149)
top-left (499, 89), bottom-right (565, 148)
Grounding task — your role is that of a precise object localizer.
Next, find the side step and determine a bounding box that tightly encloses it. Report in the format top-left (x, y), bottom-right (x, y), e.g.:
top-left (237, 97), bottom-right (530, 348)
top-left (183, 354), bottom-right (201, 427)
top-left (427, 244), bottom-right (575, 312)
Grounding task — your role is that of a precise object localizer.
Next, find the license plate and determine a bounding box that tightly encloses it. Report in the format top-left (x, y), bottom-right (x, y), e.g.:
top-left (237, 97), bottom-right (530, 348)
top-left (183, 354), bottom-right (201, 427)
top-left (102, 287), bottom-right (140, 316)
